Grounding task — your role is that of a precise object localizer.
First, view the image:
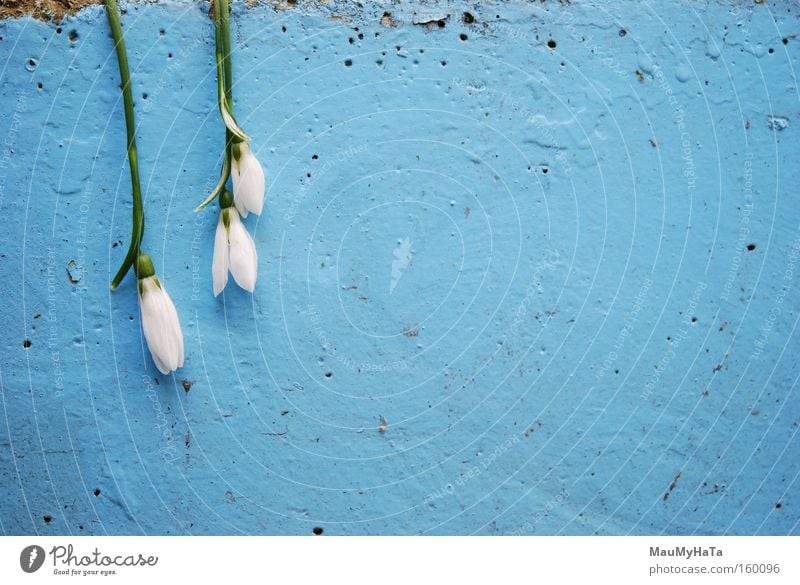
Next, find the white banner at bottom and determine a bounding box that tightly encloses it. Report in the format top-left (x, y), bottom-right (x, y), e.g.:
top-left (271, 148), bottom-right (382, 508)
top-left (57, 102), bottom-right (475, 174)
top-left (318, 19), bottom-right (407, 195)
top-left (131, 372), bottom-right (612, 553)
top-left (1, 536), bottom-right (797, 584)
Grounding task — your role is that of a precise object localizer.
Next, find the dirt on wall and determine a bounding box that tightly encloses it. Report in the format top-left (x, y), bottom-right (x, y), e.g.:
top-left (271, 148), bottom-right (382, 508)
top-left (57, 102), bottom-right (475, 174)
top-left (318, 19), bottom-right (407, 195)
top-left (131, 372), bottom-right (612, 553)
top-left (0, 0), bottom-right (103, 22)
top-left (0, 0), bottom-right (296, 21)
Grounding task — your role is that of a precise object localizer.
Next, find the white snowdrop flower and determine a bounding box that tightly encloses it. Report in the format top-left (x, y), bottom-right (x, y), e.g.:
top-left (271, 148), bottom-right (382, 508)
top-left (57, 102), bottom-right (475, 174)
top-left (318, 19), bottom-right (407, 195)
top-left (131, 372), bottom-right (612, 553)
top-left (137, 254), bottom-right (184, 374)
top-left (212, 191), bottom-right (258, 296)
top-left (231, 141), bottom-right (264, 217)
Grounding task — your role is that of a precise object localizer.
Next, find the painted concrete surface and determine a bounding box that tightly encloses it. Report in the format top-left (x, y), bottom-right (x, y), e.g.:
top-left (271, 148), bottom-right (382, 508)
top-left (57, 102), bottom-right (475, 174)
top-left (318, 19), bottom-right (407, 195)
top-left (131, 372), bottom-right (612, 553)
top-left (0, 0), bottom-right (798, 535)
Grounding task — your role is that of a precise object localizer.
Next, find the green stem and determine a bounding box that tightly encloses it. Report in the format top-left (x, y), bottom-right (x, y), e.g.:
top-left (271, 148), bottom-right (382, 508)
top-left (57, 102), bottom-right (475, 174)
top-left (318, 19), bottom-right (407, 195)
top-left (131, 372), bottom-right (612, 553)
top-left (197, 3), bottom-right (234, 211)
top-left (106, 0), bottom-right (144, 289)
top-left (194, 153), bottom-right (230, 212)
top-left (197, 0), bottom-right (247, 211)
top-left (219, 0), bottom-right (234, 110)
top-left (219, 0), bottom-right (237, 177)
top-left (215, 0), bottom-right (247, 141)
top-left (214, 20), bottom-right (226, 115)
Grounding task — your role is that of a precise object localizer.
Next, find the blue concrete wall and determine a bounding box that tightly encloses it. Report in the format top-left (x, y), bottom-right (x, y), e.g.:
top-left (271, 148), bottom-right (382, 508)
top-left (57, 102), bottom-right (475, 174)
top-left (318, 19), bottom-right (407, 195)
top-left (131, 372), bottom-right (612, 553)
top-left (0, 0), bottom-right (798, 535)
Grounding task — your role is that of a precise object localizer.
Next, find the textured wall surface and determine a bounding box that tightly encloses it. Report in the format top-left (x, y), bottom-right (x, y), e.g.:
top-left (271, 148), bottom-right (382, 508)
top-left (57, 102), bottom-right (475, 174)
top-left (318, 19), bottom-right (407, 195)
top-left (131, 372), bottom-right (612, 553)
top-left (0, 0), bottom-right (798, 535)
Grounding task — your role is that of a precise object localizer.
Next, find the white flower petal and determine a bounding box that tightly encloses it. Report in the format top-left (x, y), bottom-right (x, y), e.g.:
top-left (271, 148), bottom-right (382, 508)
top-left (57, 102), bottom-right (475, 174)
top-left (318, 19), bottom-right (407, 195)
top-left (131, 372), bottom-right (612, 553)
top-left (232, 142), bottom-right (264, 217)
top-left (212, 212), bottom-right (230, 297)
top-left (232, 163), bottom-right (248, 218)
top-left (227, 210), bottom-right (258, 292)
top-left (161, 287), bottom-right (184, 370)
top-left (139, 276), bottom-right (184, 374)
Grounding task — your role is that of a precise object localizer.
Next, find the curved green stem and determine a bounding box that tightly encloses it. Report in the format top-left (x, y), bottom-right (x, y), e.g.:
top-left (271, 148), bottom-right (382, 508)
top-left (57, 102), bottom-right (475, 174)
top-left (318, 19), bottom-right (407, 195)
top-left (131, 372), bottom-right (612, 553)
top-left (194, 153), bottom-right (230, 212)
top-left (106, 0), bottom-right (144, 289)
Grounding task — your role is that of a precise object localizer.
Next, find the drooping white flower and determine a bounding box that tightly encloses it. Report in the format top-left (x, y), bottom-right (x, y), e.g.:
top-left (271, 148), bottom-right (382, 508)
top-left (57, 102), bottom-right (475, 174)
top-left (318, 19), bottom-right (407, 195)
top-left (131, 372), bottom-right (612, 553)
top-left (231, 141), bottom-right (264, 217)
top-left (138, 266), bottom-right (185, 375)
top-left (212, 198), bottom-right (258, 296)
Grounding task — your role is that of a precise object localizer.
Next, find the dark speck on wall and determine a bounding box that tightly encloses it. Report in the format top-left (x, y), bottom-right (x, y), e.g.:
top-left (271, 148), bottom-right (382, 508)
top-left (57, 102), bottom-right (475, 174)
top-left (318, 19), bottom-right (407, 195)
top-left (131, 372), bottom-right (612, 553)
top-left (312, 526), bottom-right (324, 535)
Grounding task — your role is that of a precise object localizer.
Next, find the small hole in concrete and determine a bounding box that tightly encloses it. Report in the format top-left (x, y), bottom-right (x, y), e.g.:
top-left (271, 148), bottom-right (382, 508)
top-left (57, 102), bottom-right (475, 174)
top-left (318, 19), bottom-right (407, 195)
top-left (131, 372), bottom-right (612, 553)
top-left (324, 372), bottom-right (332, 378)
top-left (312, 526), bottom-right (324, 535)
top-left (463, 12), bottom-right (475, 24)
top-left (459, 33), bottom-right (468, 41)
top-left (547, 39), bottom-right (557, 49)
top-left (56, 27), bottom-right (62, 34)
top-left (747, 243), bottom-right (756, 251)
top-left (23, 340), bottom-right (31, 349)
top-left (619, 29), bottom-right (627, 37)
top-left (69, 30), bottom-right (79, 42)
top-left (437, 20), bottom-right (446, 28)
top-left (281, 25), bottom-right (287, 33)
top-left (43, 515), bottom-right (52, 524)
top-left (344, 59), bottom-right (352, 67)
top-left (93, 488), bottom-right (101, 497)
top-left (768, 47), bottom-right (774, 54)
top-left (311, 154), bottom-right (318, 160)
top-left (142, 93), bottom-right (148, 100)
